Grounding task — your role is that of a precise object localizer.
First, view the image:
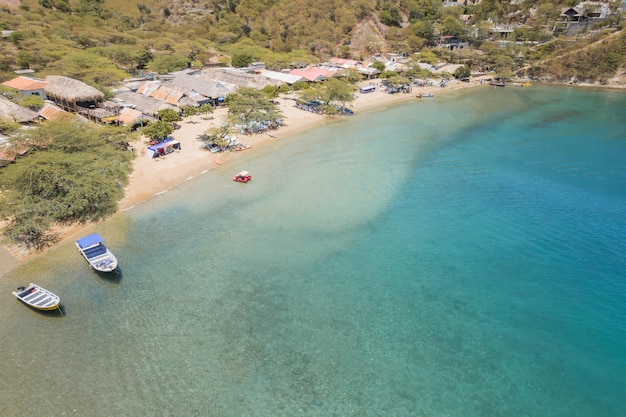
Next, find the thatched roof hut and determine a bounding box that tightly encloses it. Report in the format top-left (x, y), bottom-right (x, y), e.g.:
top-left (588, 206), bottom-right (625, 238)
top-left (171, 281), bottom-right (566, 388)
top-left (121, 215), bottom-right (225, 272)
top-left (168, 73), bottom-right (237, 103)
top-left (115, 92), bottom-right (179, 116)
top-left (44, 76), bottom-right (104, 112)
top-left (0, 96), bottom-right (39, 123)
top-left (44, 75), bottom-right (104, 102)
top-left (198, 68), bottom-right (281, 89)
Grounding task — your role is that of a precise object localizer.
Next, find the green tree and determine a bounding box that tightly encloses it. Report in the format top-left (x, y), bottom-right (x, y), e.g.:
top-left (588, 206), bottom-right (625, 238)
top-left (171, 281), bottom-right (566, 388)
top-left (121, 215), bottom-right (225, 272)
top-left (298, 78), bottom-right (355, 113)
top-left (385, 74), bottom-right (410, 89)
top-left (197, 103), bottom-right (215, 116)
top-left (231, 53), bottom-right (255, 67)
top-left (0, 122), bottom-right (133, 249)
top-left (225, 87), bottom-right (283, 126)
top-left (371, 60), bottom-right (386, 72)
top-left (262, 85), bottom-right (281, 99)
top-left (141, 120), bottom-right (173, 141)
top-left (157, 108), bottom-right (180, 123)
top-left (182, 106), bottom-right (199, 118)
top-left (146, 54), bottom-right (189, 74)
top-left (340, 68), bottom-right (363, 84)
top-left (454, 65), bottom-right (471, 79)
top-left (19, 95), bottom-right (45, 111)
top-left (44, 51), bottom-right (128, 85)
top-left (440, 15), bottom-right (464, 37)
top-left (0, 118), bottom-right (21, 135)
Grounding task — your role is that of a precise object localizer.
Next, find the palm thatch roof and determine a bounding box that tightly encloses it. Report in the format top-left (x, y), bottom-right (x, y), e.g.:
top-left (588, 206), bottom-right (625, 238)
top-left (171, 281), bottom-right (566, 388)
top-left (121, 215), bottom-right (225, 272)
top-left (198, 68), bottom-right (282, 89)
top-left (0, 96), bottom-right (39, 123)
top-left (115, 92), bottom-right (179, 116)
top-left (44, 75), bottom-right (104, 102)
top-left (169, 73), bottom-right (237, 99)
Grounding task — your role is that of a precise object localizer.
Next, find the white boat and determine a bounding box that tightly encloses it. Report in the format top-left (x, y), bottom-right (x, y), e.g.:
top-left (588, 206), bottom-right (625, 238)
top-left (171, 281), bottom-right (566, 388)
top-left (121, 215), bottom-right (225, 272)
top-left (12, 283), bottom-right (61, 311)
top-left (76, 233), bottom-right (118, 272)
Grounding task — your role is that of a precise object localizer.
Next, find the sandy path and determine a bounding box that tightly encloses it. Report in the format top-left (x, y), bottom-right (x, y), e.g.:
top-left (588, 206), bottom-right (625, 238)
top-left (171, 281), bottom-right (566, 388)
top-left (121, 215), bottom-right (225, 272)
top-left (0, 79), bottom-right (484, 273)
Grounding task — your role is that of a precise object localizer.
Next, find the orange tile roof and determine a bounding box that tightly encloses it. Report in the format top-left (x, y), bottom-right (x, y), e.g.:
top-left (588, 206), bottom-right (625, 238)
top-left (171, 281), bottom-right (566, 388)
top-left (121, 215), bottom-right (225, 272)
top-left (289, 67), bottom-right (336, 82)
top-left (1, 76), bottom-right (47, 91)
top-left (164, 89), bottom-right (184, 105)
top-left (150, 85), bottom-right (171, 101)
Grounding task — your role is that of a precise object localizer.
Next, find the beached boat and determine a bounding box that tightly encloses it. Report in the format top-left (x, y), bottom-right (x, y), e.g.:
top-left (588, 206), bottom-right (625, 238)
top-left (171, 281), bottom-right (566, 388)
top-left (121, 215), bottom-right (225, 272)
top-left (489, 81), bottom-right (507, 87)
top-left (416, 93), bottom-right (434, 98)
top-left (12, 283), bottom-right (61, 311)
top-left (76, 233), bottom-right (118, 272)
top-left (233, 170), bottom-right (252, 183)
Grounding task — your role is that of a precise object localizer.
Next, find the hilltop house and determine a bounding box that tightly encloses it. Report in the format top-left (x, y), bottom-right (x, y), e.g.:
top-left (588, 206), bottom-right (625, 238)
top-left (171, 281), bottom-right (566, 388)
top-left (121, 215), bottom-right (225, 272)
top-left (1, 76), bottom-right (48, 99)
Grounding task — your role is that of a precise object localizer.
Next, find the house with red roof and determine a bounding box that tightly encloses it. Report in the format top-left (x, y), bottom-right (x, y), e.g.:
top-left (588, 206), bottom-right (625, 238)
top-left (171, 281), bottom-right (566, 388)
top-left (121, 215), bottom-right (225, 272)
top-left (1, 76), bottom-right (48, 99)
top-left (289, 67), bottom-right (338, 82)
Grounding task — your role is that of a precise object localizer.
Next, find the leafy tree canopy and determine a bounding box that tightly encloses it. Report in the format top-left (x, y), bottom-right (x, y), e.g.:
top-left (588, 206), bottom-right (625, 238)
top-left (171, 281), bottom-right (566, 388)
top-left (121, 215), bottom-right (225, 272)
top-left (146, 54), bottom-right (189, 75)
top-left (298, 78), bottom-right (356, 109)
top-left (19, 95), bottom-right (45, 111)
top-left (141, 120), bottom-right (173, 141)
top-left (226, 87), bottom-right (283, 125)
top-left (157, 108), bottom-right (181, 123)
top-left (0, 121), bottom-right (134, 249)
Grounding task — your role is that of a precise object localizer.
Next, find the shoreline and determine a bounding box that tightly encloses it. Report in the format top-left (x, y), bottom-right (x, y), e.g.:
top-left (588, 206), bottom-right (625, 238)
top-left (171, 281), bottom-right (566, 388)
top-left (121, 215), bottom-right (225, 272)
top-left (0, 78), bottom-right (485, 276)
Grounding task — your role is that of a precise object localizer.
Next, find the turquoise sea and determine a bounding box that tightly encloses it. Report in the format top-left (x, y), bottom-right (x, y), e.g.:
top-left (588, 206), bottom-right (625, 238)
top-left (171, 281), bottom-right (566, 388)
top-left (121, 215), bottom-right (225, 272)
top-left (1, 85), bottom-right (625, 417)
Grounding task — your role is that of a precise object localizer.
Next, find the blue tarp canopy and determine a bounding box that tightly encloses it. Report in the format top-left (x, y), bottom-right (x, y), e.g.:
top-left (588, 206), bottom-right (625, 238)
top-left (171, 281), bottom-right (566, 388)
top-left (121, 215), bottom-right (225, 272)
top-left (147, 137), bottom-right (180, 158)
top-left (149, 140), bottom-right (173, 151)
top-left (76, 233), bottom-right (104, 249)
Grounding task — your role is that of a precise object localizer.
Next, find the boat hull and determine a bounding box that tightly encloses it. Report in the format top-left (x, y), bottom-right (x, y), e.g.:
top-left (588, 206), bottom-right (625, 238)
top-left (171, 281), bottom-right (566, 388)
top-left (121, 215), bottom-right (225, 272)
top-left (76, 234), bottom-right (118, 272)
top-left (233, 170), bottom-right (252, 183)
top-left (12, 284), bottom-right (61, 311)
top-left (78, 248), bottom-right (118, 272)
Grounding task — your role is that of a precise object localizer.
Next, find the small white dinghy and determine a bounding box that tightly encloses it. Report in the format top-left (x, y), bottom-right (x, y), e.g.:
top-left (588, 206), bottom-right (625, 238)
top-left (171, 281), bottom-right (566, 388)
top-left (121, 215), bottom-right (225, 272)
top-left (76, 233), bottom-right (118, 272)
top-left (12, 283), bottom-right (61, 312)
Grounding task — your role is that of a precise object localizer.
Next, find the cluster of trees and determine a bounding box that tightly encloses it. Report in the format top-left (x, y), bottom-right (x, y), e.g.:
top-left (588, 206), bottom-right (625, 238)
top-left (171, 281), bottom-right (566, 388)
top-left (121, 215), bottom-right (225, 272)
top-left (0, 0), bottom-right (624, 251)
top-left (0, 121), bottom-right (135, 249)
top-left (1, 0), bottom-right (623, 85)
top-left (141, 105), bottom-right (214, 141)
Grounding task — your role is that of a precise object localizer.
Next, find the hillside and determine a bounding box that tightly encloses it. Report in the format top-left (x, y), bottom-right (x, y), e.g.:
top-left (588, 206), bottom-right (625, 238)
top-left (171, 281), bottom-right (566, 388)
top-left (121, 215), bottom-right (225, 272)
top-left (0, 0), bottom-right (625, 86)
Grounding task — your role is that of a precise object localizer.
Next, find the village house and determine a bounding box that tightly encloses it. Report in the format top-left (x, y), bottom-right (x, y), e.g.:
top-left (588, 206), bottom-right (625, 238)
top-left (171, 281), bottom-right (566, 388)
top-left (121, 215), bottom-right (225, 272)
top-left (439, 35), bottom-right (470, 50)
top-left (554, 2), bottom-right (611, 34)
top-left (289, 66), bottom-right (338, 82)
top-left (1, 75), bottom-right (48, 99)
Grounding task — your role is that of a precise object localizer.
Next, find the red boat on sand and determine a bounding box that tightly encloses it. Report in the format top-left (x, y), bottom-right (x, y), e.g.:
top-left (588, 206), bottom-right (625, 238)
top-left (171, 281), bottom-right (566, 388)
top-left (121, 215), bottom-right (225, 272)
top-left (233, 170), bottom-right (252, 183)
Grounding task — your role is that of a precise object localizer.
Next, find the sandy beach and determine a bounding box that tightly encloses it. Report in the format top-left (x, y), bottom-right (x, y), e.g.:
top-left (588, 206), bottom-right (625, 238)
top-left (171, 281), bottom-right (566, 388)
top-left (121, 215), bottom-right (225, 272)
top-left (0, 79), bottom-right (483, 274)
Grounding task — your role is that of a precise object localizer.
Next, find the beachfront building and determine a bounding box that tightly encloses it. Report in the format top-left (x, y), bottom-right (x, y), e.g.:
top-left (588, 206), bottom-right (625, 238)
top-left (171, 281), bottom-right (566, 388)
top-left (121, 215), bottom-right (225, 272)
top-left (198, 68), bottom-right (281, 90)
top-left (259, 70), bottom-right (306, 85)
top-left (43, 75), bottom-right (120, 123)
top-left (114, 91), bottom-right (179, 117)
top-left (289, 66), bottom-right (338, 82)
top-left (135, 81), bottom-right (197, 109)
top-left (168, 72), bottom-right (238, 106)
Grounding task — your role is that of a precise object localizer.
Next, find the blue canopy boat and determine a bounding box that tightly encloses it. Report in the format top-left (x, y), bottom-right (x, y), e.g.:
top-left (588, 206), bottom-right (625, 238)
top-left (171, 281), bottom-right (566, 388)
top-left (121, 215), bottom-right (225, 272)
top-left (76, 233), bottom-right (118, 272)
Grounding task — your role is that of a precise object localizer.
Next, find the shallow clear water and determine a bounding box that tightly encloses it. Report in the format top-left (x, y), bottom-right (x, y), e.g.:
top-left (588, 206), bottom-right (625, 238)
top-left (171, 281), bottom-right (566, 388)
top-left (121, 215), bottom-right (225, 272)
top-left (1, 85), bottom-right (625, 416)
